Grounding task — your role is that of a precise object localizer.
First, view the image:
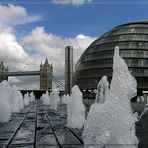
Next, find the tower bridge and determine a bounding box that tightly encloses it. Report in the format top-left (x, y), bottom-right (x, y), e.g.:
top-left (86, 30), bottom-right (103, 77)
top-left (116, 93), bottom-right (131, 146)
top-left (1, 71), bottom-right (40, 76)
top-left (0, 59), bottom-right (64, 90)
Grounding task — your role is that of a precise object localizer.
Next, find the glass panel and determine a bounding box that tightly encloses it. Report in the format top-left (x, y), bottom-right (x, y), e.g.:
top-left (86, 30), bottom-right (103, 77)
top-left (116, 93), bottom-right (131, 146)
top-left (102, 27), bottom-right (148, 38)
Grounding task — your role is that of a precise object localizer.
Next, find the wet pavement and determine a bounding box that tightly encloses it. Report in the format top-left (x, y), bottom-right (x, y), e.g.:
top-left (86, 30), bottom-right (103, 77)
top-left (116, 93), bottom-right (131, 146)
top-left (0, 100), bottom-right (148, 148)
top-left (0, 100), bottom-right (83, 148)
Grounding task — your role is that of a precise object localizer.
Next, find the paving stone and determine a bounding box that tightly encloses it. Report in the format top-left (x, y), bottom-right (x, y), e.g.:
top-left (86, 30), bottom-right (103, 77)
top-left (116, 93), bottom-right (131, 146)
top-left (0, 100), bottom-right (148, 148)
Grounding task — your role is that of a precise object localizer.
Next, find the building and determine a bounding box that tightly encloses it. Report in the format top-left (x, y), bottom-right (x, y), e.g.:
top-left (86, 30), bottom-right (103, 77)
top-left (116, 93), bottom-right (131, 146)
top-left (65, 46), bottom-right (73, 95)
top-left (40, 59), bottom-right (53, 90)
top-left (73, 21), bottom-right (148, 91)
top-left (0, 61), bottom-right (8, 82)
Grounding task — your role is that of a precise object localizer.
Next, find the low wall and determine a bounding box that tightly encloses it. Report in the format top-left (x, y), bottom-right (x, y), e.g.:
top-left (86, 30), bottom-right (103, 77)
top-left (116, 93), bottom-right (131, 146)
top-left (20, 90), bottom-right (65, 99)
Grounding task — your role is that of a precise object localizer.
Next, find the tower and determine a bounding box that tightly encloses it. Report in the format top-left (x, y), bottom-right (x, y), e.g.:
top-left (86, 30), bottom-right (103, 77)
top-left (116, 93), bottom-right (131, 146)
top-left (40, 59), bottom-right (53, 90)
top-left (65, 46), bottom-right (73, 95)
top-left (0, 61), bottom-right (8, 82)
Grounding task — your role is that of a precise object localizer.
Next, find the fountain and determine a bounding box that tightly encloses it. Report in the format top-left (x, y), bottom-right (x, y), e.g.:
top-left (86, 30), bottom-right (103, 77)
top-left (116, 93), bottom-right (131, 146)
top-left (136, 97), bottom-right (140, 103)
top-left (95, 76), bottom-right (109, 103)
top-left (30, 92), bottom-right (35, 102)
top-left (50, 87), bottom-right (60, 110)
top-left (23, 92), bottom-right (30, 106)
top-left (83, 46), bottom-right (139, 148)
top-left (141, 96), bottom-right (145, 103)
top-left (67, 85), bottom-right (86, 128)
top-left (40, 91), bottom-right (50, 105)
top-left (0, 81), bottom-right (24, 122)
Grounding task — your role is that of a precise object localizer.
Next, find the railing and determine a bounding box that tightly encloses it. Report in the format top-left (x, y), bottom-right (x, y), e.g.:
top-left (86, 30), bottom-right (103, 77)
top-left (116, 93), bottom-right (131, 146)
top-left (0, 71), bottom-right (40, 76)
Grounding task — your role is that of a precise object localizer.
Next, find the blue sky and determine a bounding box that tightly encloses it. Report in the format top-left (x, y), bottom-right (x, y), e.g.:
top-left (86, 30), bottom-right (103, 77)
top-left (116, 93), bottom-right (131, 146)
top-left (15, 0), bottom-right (148, 37)
top-left (2, 0), bottom-right (148, 38)
top-left (0, 0), bottom-right (148, 89)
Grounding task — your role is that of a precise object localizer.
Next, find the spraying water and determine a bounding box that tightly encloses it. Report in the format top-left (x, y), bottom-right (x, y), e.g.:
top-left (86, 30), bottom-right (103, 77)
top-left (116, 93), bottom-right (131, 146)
top-left (83, 46), bottom-right (138, 148)
top-left (136, 97), bottom-right (140, 103)
top-left (50, 87), bottom-right (60, 110)
top-left (40, 91), bottom-right (50, 105)
top-left (95, 76), bottom-right (109, 103)
top-left (67, 85), bottom-right (86, 128)
top-left (0, 80), bottom-right (24, 122)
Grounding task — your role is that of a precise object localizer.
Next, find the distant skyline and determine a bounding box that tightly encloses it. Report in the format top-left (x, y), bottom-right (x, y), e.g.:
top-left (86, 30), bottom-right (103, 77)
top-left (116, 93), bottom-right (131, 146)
top-left (0, 0), bottom-right (148, 89)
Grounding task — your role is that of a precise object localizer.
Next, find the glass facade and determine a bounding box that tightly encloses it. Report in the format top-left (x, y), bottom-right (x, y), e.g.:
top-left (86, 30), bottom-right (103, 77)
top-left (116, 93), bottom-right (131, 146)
top-left (73, 21), bottom-right (148, 90)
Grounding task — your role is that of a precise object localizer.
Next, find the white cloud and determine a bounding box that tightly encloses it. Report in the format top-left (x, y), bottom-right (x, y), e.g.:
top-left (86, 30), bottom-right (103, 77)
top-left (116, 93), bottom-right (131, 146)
top-left (0, 5), bottom-right (42, 89)
top-left (0, 4), bottom-right (27, 24)
top-left (21, 27), bottom-right (96, 82)
top-left (0, 32), bottom-right (35, 71)
top-left (0, 27), bottom-right (96, 89)
top-left (0, 31), bottom-right (41, 89)
top-left (0, 4), bottom-right (96, 89)
top-left (52, 0), bottom-right (92, 6)
top-left (0, 4), bottom-right (42, 26)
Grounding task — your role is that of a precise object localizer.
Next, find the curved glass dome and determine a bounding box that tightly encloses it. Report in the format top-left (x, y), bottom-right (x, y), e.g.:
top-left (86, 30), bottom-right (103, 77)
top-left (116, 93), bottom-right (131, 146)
top-left (73, 21), bottom-right (148, 91)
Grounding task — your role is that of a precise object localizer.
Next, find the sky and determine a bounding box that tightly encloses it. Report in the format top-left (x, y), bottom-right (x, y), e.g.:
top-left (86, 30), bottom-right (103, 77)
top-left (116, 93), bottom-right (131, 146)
top-left (0, 0), bottom-right (148, 89)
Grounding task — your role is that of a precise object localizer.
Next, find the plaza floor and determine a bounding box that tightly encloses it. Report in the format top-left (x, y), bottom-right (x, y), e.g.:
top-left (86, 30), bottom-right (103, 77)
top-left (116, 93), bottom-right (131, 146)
top-left (0, 100), bottom-right (83, 148)
top-left (0, 99), bottom-right (147, 148)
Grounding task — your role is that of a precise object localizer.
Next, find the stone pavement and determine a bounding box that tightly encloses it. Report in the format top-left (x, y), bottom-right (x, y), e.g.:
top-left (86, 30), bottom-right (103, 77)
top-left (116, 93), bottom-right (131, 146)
top-left (0, 100), bottom-right (83, 148)
top-left (0, 100), bottom-right (147, 148)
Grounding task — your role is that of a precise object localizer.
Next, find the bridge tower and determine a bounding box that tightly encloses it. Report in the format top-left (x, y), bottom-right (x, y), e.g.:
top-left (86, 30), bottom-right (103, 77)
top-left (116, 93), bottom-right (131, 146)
top-left (0, 61), bottom-right (8, 82)
top-left (40, 59), bottom-right (53, 90)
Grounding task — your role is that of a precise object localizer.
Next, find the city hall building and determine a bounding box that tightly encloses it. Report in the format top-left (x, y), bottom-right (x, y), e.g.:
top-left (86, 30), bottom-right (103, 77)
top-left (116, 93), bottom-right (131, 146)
top-left (73, 21), bottom-right (148, 91)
